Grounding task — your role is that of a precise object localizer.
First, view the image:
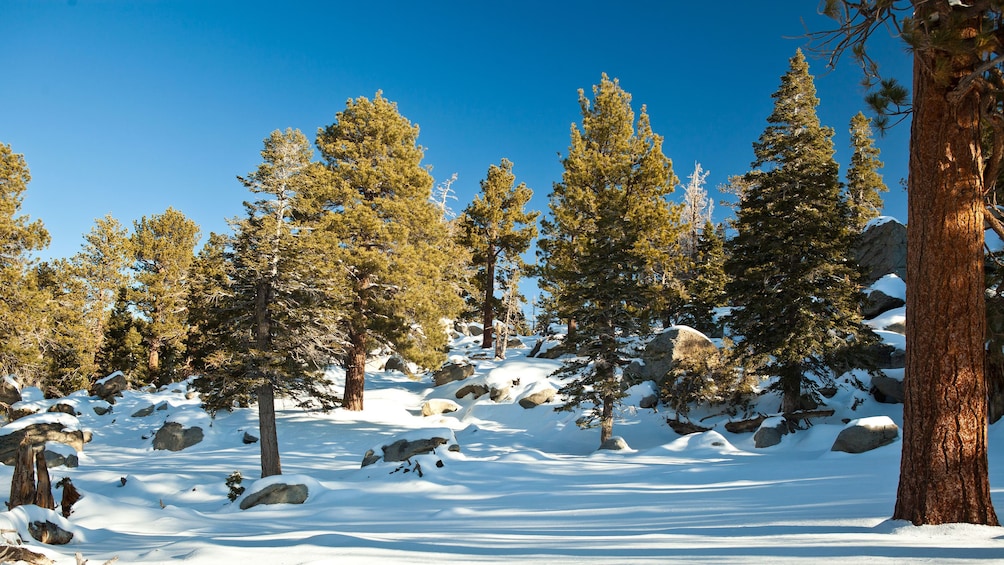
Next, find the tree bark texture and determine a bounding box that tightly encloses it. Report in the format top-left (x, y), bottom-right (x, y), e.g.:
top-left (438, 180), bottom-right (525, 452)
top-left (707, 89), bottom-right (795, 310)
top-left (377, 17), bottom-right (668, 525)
top-left (8, 438), bottom-right (35, 509)
top-left (600, 394), bottom-right (614, 446)
top-left (33, 450), bottom-right (54, 510)
top-left (257, 382), bottom-right (282, 477)
top-left (894, 14), bottom-right (998, 525)
top-left (481, 245), bottom-right (496, 349)
top-left (343, 327), bottom-right (367, 411)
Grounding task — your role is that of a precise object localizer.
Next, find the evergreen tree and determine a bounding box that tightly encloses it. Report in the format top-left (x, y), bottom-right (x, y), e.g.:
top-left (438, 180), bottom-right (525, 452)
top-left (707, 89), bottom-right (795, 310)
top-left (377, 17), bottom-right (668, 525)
top-left (724, 50), bottom-right (874, 414)
top-left (679, 221), bottom-right (728, 336)
top-left (679, 162), bottom-right (713, 261)
top-left (185, 232), bottom-right (232, 380)
top-left (458, 158), bottom-right (539, 349)
top-left (129, 207), bottom-right (200, 385)
top-left (35, 260), bottom-right (93, 395)
top-left (539, 74), bottom-right (683, 446)
top-left (0, 143), bottom-right (51, 384)
top-left (311, 92), bottom-right (463, 411)
top-left (846, 111), bottom-right (887, 229)
top-left (194, 129), bottom-right (343, 477)
top-left (97, 288), bottom-right (146, 378)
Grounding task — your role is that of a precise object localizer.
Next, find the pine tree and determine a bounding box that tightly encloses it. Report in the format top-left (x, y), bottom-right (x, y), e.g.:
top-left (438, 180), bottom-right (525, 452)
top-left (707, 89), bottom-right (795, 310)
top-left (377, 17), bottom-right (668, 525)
top-left (679, 162), bottom-right (713, 261)
top-left (185, 232), bottom-right (232, 382)
top-left (539, 74), bottom-right (683, 446)
top-left (679, 221), bottom-right (728, 336)
top-left (846, 111), bottom-right (888, 229)
top-left (129, 207), bottom-right (200, 385)
top-left (725, 50), bottom-right (875, 415)
top-left (35, 259), bottom-right (94, 395)
top-left (97, 288), bottom-right (146, 378)
top-left (0, 143), bottom-right (51, 384)
top-left (311, 92), bottom-right (463, 411)
top-left (458, 158), bottom-right (539, 349)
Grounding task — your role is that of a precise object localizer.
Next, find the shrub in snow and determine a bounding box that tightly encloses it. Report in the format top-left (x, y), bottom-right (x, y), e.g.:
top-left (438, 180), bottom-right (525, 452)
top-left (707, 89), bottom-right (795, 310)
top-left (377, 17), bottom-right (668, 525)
top-left (226, 471), bottom-right (245, 502)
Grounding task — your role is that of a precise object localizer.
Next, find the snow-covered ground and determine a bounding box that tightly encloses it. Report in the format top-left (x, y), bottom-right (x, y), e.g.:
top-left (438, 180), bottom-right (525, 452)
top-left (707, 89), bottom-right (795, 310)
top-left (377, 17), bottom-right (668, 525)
top-left (0, 332), bottom-right (1001, 564)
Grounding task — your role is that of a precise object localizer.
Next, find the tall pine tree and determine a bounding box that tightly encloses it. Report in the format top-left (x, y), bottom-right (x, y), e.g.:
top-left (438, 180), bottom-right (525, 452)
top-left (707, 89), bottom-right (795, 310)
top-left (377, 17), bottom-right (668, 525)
top-left (0, 143), bottom-right (50, 384)
top-left (846, 111), bottom-right (888, 229)
top-left (539, 74), bottom-right (682, 446)
top-left (311, 93), bottom-right (463, 411)
top-left (129, 207), bottom-right (200, 385)
top-left (458, 158), bottom-right (539, 349)
top-left (725, 50), bottom-right (874, 414)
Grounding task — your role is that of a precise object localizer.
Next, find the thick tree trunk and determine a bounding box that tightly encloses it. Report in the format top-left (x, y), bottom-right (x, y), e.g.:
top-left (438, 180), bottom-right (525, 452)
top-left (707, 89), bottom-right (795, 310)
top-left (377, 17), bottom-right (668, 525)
top-left (778, 367), bottom-right (802, 415)
top-left (600, 394), bottom-right (614, 445)
top-left (148, 336), bottom-right (161, 378)
top-left (343, 327), bottom-right (367, 411)
top-left (33, 450), bottom-right (54, 510)
top-left (8, 438), bottom-right (35, 509)
top-left (481, 246), bottom-right (496, 349)
top-left (257, 382), bottom-right (282, 477)
top-left (894, 16), bottom-right (998, 525)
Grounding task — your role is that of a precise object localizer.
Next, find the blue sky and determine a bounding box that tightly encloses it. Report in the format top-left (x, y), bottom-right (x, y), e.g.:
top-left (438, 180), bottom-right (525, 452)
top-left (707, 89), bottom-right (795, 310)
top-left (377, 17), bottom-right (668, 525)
top-left (3, 1), bottom-right (911, 265)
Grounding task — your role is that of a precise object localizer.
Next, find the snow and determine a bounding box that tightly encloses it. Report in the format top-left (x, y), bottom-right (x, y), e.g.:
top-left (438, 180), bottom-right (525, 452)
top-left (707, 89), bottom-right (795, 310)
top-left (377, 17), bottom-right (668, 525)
top-left (863, 215), bottom-right (901, 230)
top-left (869, 274), bottom-right (906, 300)
top-left (0, 332), bottom-right (999, 564)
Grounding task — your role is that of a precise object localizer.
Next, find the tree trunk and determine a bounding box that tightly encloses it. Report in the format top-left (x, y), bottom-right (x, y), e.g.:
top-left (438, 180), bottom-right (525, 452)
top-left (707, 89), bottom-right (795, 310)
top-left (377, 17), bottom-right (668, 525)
top-left (148, 336), bottom-right (160, 379)
top-left (481, 246), bottom-right (496, 349)
top-left (8, 438), bottom-right (35, 509)
top-left (257, 381), bottom-right (282, 477)
top-left (894, 12), bottom-right (998, 525)
top-left (778, 367), bottom-right (801, 415)
top-left (343, 327), bottom-right (367, 411)
top-left (33, 450), bottom-right (54, 510)
top-left (599, 393), bottom-right (614, 445)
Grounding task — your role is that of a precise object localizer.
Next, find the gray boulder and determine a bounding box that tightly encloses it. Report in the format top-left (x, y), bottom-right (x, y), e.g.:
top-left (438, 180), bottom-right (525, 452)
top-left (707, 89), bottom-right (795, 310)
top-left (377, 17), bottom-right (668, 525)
top-left (90, 371), bottom-right (128, 402)
top-left (421, 399), bottom-right (461, 417)
top-left (239, 483), bottom-right (308, 510)
top-left (831, 417), bottom-right (899, 453)
top-left (455, 383), bottom-right (489, 400)
top-left (754, 418), bottom-right (788, 448)
top-left (862, 289), bottom-right (906, 319)
top-left (854, 219), bottom-right (907, 286)
top-left (46, 403), bottom-right (78, 416)
top-left (625, 326), bottom-right (718, 387)
top-left (383, 356), bottom-right (413, 376)
top-left (361, 432), bottom-right (460, 468)
top-left (518, 387), bottom-right (555, 408)
top-left (639, 393), bottom-right (659, 409)
top-left (131, 404), bottom-right (155, 418)
top-left (43, 449), bottom-right (78, 468)
top-left (152, 422), bottom-right (204, 451)
top-left (871, 375), bottom-right (904, 403)
top-left (433, 362), bottom-right (475, 387)
top-left (242, 431), bottom-right (259, 444)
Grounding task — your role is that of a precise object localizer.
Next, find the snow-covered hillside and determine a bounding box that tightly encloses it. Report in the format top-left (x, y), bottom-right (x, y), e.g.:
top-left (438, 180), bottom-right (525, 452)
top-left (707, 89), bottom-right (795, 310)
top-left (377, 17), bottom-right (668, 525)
top-left (0, 328), bottom-right (1000, 564)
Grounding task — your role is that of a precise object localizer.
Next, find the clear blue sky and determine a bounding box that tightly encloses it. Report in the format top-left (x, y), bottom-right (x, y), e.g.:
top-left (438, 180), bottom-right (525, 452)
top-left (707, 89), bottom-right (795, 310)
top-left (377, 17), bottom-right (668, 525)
top-left (3, 1), bottom-right (911, 264)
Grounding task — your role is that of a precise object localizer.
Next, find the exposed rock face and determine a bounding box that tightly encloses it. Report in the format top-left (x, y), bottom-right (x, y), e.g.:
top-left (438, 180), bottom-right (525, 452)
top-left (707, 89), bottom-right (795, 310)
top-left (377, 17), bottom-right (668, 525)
top-left (239, 483), bottom-right (308, 510)
top-left (854, 219), bottom-right (907, 286)
top-left (421, 399), bottom-right (461, 417)
top-left (433, 362), bottom-right (475, 387)
top-left (517, 387), bottom-right (555, 408)
top-left (625, 326), bottom-right (718, 387)
top-left (89, 371), bottom-right (128, 402)
top-left (152, 422), bottom-right (204, 451)
top-left (831, 417), bottom-right (899, 453)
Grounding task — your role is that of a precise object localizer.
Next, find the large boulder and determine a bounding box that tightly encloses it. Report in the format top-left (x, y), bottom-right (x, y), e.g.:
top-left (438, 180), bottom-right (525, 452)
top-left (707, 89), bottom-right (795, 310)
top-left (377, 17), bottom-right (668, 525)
top-left (517, 386), bottom-right (556, 408)
top-left (239, 483), bottom-right (309, 510)
top-left (625, 326), bottom-right (718, 387)
top-left (89, 371), bottom-right (128, 402)
top-left (871, 374), bottom-right (904, 403)
top-left (0, 377), bottom-right (21, 407)
top-left (753, 417), bottom-right (788, 448)
top-left (152, 422), bottom-right (204, 451)
top-left (361, 430), bottom-right (460, 468)
top-left (455, 383), bottom-right (489, 400)
top-left (421, 399), bottom-right (461, 417)
top-left (433, 362), bottom-right (475, 387)
top-left (0, 414), bottom-right (90, 465)
top-left (599, 436), bottom-right (630, 451)
top-left (862, 289), bottom-right (905, 319)
top-left (854, 219), bottom-right (907, 286)
top-left (831, 416), bottom-right (899, 453)
top-left (383, 356), bottom-right (413, 377)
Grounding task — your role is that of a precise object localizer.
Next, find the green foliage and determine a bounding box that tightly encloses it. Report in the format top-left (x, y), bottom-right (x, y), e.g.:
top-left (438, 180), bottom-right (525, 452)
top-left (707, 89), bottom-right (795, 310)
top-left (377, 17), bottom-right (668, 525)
top-left (193, 129), bottom-right (343, 415)
top-left (724, 51), bottom-right (877, 413)
top-left (129, 207), bottom-right (200, 384)
top-left (660, 339), bottom-right (754, 420)
top-left (539, 74), bottom-right (683, 442)
top-left (457, 158), bottom-right (539, 346)
top-left (310, 92), bottom-right (463, 409)
top-left (678, 221), bottom-right (728, 336)
top-left (0, 143), bottom-right (51, 384)
top-left (225, 470), bottom-right (245, 502)
top-left (846, 112), bottom-right (887, 229)
top-left (97, 288), bottom-right (147, 381)
top-left (35, 260), bottom-right (94, 396)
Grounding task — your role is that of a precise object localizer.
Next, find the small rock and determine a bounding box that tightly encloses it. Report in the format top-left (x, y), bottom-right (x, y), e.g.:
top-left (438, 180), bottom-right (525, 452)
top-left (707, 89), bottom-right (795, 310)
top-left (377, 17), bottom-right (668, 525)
top-left (871, 375), bottom-right (904, 404)
top-left (242, 431), bottom-right (259, 444)
top-left (156, 402), bottom-right (169, 411)
top-left (46, 403), bottom-right (77, 416)
top-left (93, 405), bottom-right (112, 416)
top-left (753, 418), bottom-right (788, 448)
top-left (383, 356), bottom-right (413, 376)
top-left (639, 394), bottom-right (659, 409)
top-left (131, 405), bottom-right (155, 418)
top-left (455, 383), bottom-right (489, 400)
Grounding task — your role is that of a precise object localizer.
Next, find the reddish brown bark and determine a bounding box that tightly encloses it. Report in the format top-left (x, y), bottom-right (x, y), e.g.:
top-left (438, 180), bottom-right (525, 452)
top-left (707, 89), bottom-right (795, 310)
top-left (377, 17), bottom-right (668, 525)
top-left (257, 382), bottom-right (282, 477)
top-left (343, 327), bottom-right (367, 411)
top-left (894, 6), bottom-right (998, 525)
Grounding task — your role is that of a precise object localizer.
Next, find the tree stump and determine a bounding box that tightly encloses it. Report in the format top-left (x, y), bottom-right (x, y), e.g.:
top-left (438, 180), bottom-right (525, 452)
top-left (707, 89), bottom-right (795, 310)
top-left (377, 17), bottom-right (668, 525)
top-left (8, 437), bottom-right (36, 509)
top-left (33, 450), bottom-right (54, 510)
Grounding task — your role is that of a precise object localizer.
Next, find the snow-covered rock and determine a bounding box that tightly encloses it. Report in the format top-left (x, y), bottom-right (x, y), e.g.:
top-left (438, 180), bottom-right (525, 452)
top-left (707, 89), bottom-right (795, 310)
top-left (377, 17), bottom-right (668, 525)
top-left (831, 416), bottom-right (899, 453)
